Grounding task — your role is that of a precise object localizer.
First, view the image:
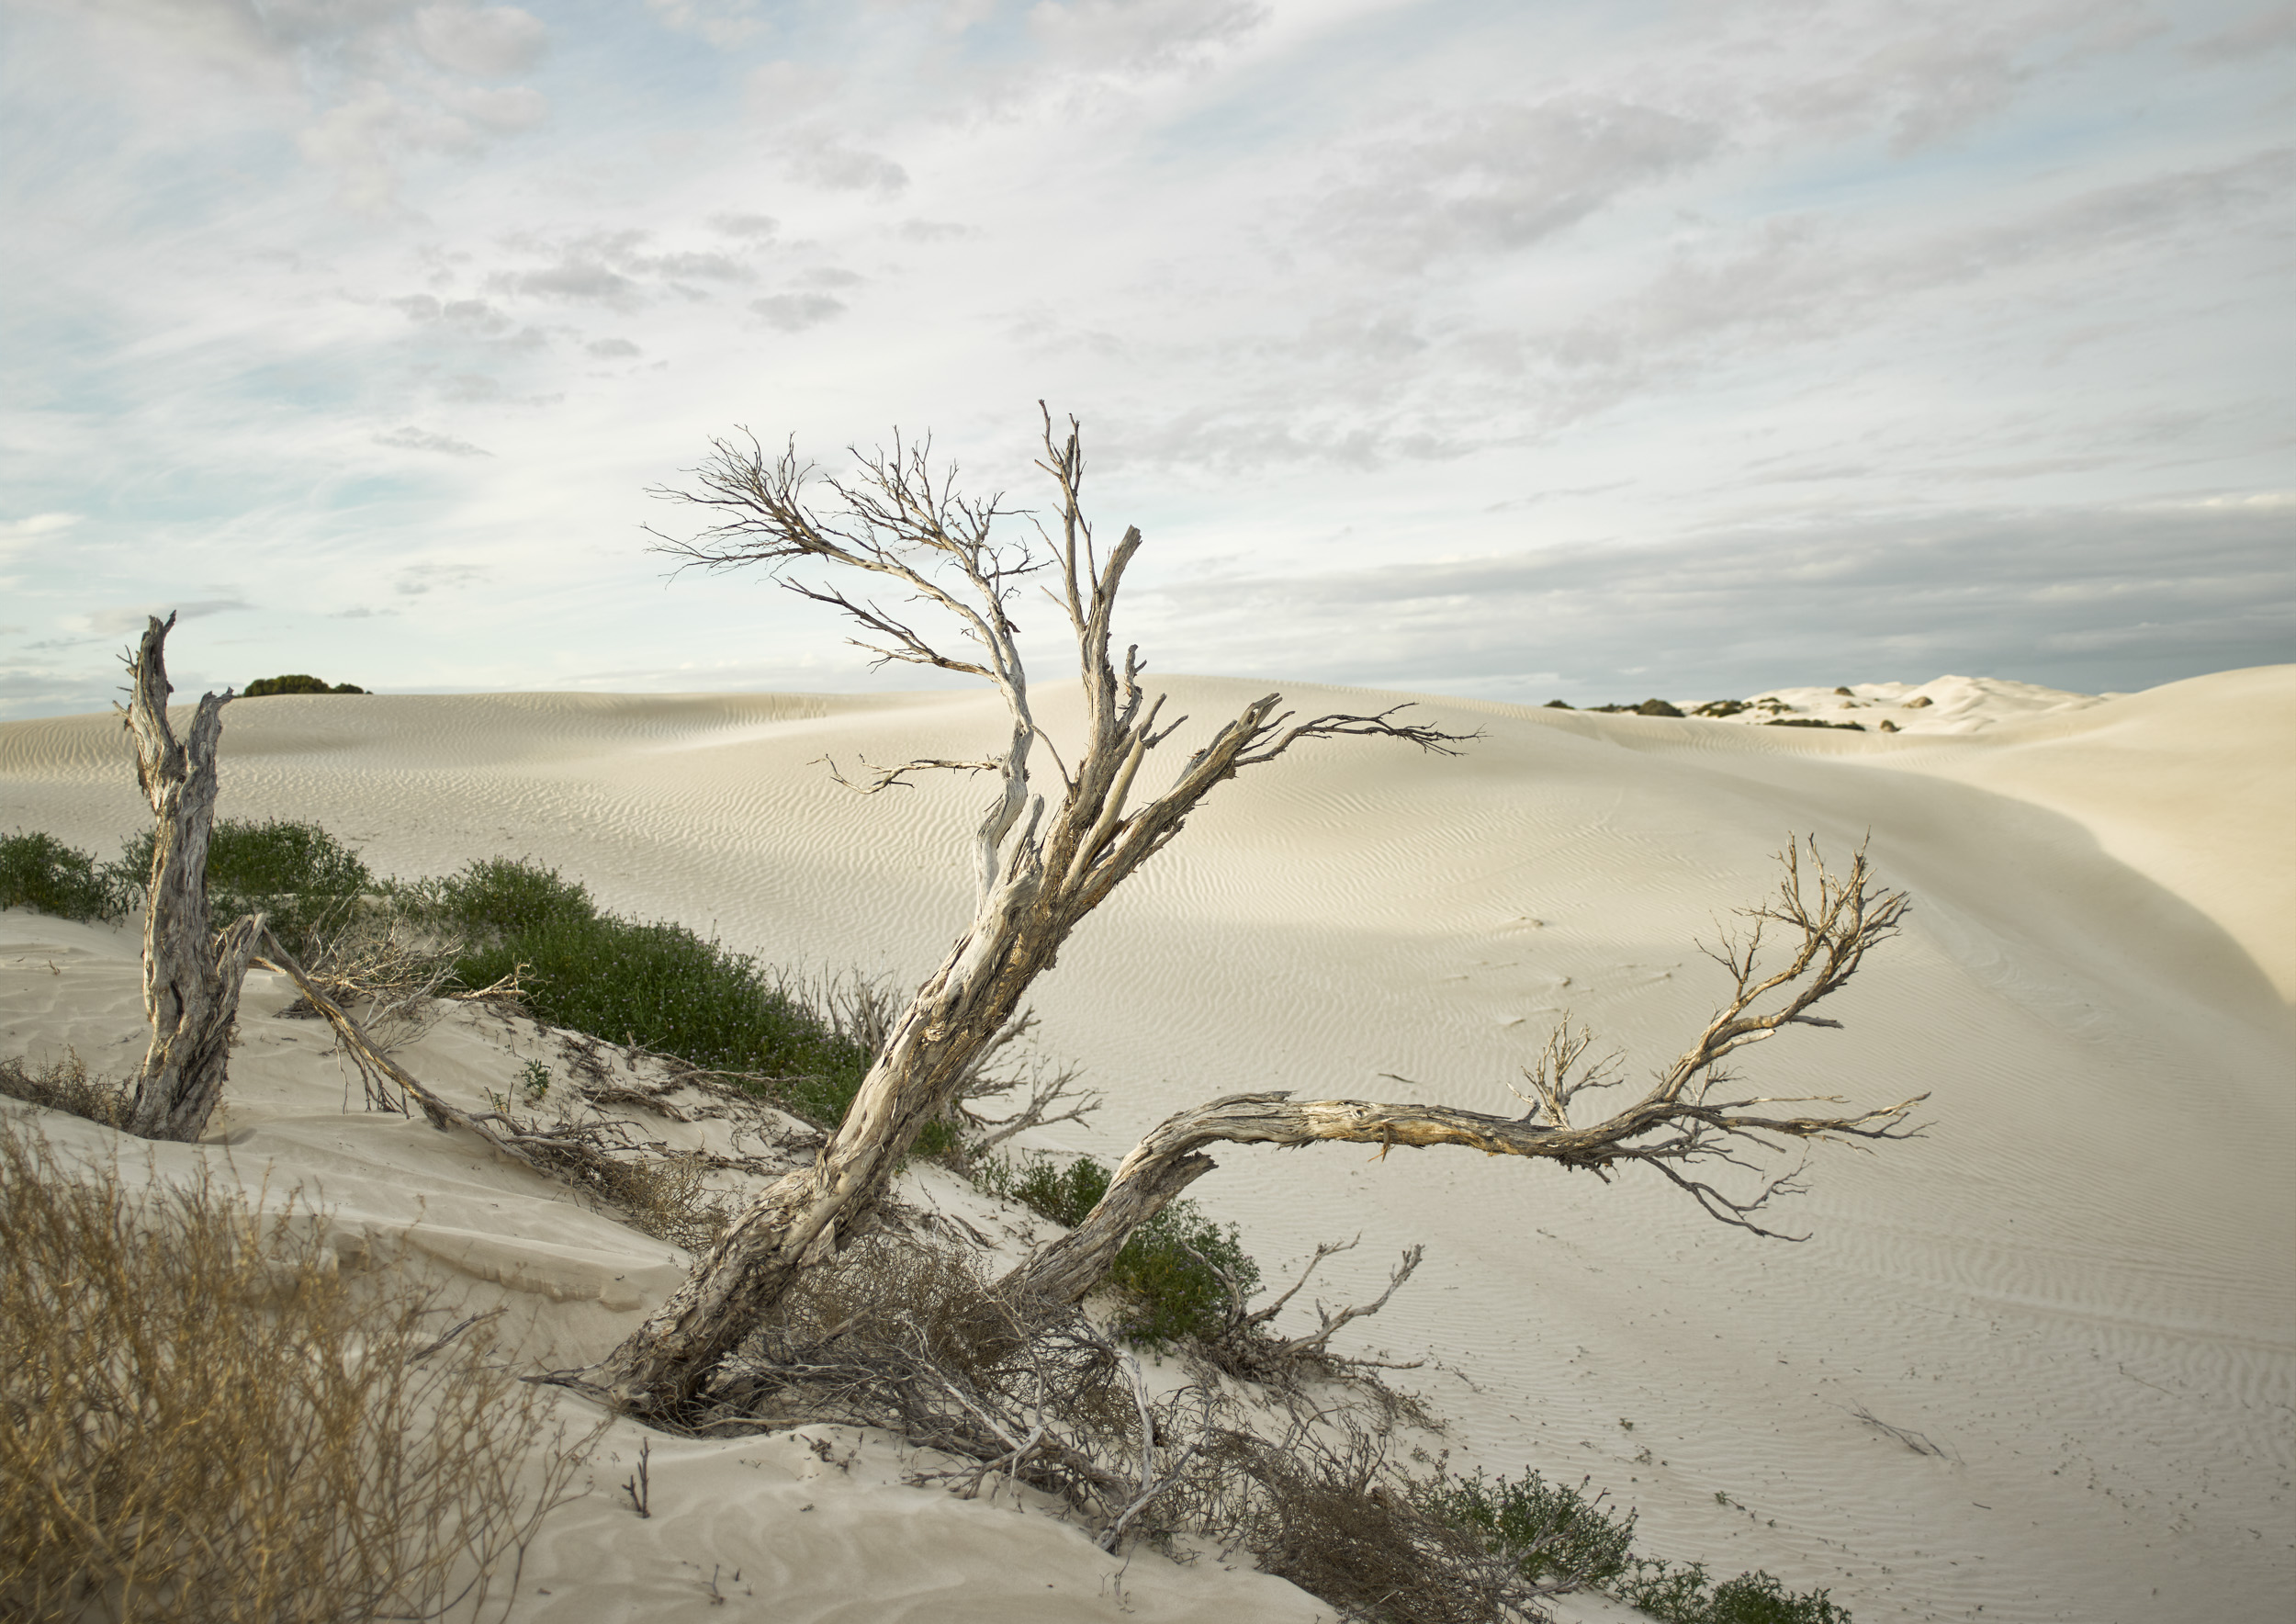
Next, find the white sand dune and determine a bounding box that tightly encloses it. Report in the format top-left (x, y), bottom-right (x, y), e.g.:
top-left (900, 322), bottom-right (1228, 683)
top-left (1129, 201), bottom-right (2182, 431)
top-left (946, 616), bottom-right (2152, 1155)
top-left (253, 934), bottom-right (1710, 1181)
top-left (3, 667), bottom-right (2290, 1622)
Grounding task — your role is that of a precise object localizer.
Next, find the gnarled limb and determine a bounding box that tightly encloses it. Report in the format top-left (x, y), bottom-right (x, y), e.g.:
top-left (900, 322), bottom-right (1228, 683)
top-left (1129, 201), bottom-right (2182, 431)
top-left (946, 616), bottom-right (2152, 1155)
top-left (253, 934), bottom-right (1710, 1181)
top-left (120, 615), bottom-right (265, 1143)
top-left (1005, 841), bottom-right (1920, 1310)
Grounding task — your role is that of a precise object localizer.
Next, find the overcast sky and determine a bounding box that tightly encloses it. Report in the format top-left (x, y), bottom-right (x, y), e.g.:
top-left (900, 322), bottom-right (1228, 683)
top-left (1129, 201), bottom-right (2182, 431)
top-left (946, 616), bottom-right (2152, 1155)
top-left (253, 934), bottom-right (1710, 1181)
top-left (2, 0), bottom-right (2290, 718)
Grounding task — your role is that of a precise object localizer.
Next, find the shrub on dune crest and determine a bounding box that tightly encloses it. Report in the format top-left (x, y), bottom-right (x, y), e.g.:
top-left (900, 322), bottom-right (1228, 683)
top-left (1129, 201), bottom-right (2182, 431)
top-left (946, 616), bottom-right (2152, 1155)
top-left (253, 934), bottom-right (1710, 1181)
top-left (0, 1114), bottom-right (589, 1622)
top-left (242, 674), bottom-right (366, 695)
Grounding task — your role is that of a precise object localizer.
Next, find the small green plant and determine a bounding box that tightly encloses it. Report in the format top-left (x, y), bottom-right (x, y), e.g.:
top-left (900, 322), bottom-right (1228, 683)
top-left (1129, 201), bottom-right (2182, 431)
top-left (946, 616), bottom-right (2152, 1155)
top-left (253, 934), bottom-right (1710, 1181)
top-left (519, 1059), bottom-right (552, 1102)
top-left (1615, 1559), bottom-right (1852, 1624)
top-left (1620, 1417), bottom-right (1636, 1431)
top-left (0, 831), bottom-right (131, 922)
top-left (1417, 1466), bottom-right (1638, 1590)
top-left (978, 1152), bottom-right (1260, 1348)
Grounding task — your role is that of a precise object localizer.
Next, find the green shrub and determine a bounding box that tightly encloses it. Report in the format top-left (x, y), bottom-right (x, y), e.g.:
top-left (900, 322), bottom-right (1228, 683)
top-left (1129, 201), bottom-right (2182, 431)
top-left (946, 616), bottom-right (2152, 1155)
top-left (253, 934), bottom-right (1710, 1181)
top-left (0, 832), bottom-right (129, 922)
top-left (424, 857), bottom-right (875, 1130)
top-left (242, 674), bottom-right (366, 695)
top-left (982, 1152), bottom-right (1261, 1348)
top-left (117, 818), bottom-right (374, 958)
top-left (1409, 1466), bottom-right (1852, 1622)
top-left (1417, 1467), bottom-right (1638, 1589)
top-left (1616, 1559), bottom-right (1851, 1624)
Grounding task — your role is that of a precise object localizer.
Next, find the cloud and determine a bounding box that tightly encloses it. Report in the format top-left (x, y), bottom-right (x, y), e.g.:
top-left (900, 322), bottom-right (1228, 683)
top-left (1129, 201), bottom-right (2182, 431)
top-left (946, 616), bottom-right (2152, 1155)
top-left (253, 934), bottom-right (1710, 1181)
top-left (394, 564), bottom-right (490, 595)
top-left (413, 5), bottom-right (550, 77)
top-left (749, 293), bottom-right (847, 332)
top-left (437, 82), bottom-right (549, 131)
top-left (783, 140), bottom-right (908, 196)
top-left (711, 213), bottom-right (781, 238)
top-left (645, 0), bottom-right (768, 50)
top-left (496, 257), bottom-right (645, 307)
top-left (0, 513), bottom-right (82, 555)
top-left (375, 426), bottom-right (492, 457)
top-left (586, 337), bottom-right (642, 357)
top-left (1134, 501), bottom-right (2296, 699)
top-left (1027, 0), bottom-right (1270, 75)
top-left (483, 232), bottom-right (759, 310)
top-left (85, 600), bottom-right (249, 637)
top-left (898, 219), bottom-right (972, 242)
top-left (1314, 97), bottom-right (1719, 271)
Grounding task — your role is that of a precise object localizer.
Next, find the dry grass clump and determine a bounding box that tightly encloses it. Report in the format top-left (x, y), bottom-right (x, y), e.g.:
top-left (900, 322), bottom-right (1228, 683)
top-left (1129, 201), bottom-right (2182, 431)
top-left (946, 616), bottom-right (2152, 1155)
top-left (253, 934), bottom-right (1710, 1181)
top-left (0, 1114), bottom-right (592, 1623)
top-left (0, 1052), bottom-right (130, 1128)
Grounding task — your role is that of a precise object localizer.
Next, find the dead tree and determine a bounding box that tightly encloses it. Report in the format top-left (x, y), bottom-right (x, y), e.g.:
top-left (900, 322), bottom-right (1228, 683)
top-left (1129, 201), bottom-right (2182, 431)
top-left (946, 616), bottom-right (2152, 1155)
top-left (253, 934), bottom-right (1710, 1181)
top-left (592, 411), bottom-right (1924, 1420)
top-left (591, 410), bottom-right (1474, 1417)
top-left (1002, 840), bottom-right (1922, 1309)
top-left (120, 615), bottom-right (267, 1142)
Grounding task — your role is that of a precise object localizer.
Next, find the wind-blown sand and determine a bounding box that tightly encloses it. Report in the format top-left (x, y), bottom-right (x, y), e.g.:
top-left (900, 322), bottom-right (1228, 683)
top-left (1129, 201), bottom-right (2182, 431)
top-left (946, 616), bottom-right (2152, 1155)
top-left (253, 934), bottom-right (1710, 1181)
top-left (3, 668), bottom-right (2290, 1622)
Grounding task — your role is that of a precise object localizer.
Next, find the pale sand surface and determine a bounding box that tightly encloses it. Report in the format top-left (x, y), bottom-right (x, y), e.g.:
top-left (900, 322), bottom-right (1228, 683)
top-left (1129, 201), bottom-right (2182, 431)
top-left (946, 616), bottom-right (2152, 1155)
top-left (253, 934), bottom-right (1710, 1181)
top-left (3, 667), bottom-right (2291, 1621)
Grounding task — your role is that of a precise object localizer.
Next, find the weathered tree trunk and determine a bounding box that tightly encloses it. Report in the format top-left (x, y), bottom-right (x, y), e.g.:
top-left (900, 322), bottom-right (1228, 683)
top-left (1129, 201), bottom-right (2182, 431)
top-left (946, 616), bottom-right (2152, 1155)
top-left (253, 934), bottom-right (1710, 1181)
top-left (121, 614), bottom-right (264, 1143)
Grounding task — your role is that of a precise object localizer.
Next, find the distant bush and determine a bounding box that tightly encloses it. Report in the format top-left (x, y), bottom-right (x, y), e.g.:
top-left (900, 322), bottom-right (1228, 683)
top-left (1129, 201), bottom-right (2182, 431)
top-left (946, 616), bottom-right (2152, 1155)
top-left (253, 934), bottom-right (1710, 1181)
top-left (1634, 698), bottom-right (1685, 717)
top-left (1763, 718), bottom-right (1864, 732)
top-left (243, 674), bottom-right (366, 695)
top-left (981, 1152), bottom-right (1260, 1348)
top-left (0, 831), bottom-right (129, 921)
top-left (418, 857), bottom-right (875, 1130)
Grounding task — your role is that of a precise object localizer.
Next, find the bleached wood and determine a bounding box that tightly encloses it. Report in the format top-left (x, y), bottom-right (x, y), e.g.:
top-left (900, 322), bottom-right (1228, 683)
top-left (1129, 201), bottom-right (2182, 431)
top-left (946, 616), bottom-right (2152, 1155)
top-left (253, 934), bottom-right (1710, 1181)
top-left (121, 615), bottom-right (264, 1142)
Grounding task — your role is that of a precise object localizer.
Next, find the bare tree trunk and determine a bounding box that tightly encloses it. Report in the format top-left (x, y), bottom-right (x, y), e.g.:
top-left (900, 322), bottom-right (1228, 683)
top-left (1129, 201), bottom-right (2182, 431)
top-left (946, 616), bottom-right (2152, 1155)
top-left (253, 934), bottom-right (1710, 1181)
top-left (121, 615), bottom-right (264, 1143)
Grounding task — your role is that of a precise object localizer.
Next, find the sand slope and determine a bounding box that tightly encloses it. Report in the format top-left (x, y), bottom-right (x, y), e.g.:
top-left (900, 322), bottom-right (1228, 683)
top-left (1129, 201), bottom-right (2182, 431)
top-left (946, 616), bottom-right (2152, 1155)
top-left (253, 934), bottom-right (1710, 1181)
top-left (3, 668), bottom-right (2290, 1622)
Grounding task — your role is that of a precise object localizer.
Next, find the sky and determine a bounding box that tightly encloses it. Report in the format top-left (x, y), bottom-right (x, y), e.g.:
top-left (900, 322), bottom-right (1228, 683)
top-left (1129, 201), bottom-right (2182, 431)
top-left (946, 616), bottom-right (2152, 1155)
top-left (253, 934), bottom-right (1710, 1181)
top-left (1, 0), bottom-right (2290, 718)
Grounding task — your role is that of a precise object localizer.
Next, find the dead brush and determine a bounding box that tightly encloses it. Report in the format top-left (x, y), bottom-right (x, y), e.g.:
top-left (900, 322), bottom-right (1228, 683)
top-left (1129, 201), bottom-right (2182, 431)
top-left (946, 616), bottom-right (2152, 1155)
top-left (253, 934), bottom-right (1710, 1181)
top-left (710, 1235), bottom-right (1207, 1533)
top-left (1214, 1419), bottom-right (1552, 1624)
top-left (0, 1051), bottom-right (129, 1129)
top-left (279, 905), bottom-right (521, 1054)
top-left (707, 1233), bottom-right (1581, 1618)
top-left (0, 1113), bottom-right (594, 1623)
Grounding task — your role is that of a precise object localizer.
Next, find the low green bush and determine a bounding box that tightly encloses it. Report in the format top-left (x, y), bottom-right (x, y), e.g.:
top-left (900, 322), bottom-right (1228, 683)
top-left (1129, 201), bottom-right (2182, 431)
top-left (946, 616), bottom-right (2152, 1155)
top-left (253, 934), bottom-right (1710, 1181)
top-left (1416, 1466), bottom-right (1851, 1622)
top-left (1417, 1467), bottom-right (1638, 1589)
top-left (981, 1152), bottom-right (1261, 1348)
top-left (0, 832), bottom-right (129, 922)
top-left (422, 857), bottom-right (875, 1130)
top-left (117, 818), bottom-right (374, 958)
top-left (1616, 1558), bottom-right (1852, 1624)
